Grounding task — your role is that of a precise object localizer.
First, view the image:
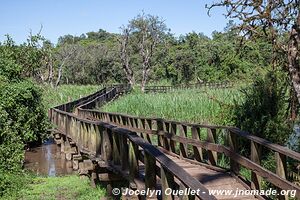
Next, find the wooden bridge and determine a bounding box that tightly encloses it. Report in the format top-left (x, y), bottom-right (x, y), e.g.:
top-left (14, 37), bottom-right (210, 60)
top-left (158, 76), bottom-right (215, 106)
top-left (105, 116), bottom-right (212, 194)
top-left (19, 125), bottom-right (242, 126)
top-left (49, 85), bottom-right (300, 200)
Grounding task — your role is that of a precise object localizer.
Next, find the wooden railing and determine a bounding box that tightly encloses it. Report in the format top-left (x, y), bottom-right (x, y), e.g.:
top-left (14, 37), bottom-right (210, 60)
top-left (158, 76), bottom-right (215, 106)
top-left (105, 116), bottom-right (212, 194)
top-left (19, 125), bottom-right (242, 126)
top-left (50, 84), bottom-right (300, 199)
top-left (49, 97), bottom-right (217, 199)
top-left (77, 107), bottom-right (300, 199)
top-left (144, 82), bottom-right (233, 93)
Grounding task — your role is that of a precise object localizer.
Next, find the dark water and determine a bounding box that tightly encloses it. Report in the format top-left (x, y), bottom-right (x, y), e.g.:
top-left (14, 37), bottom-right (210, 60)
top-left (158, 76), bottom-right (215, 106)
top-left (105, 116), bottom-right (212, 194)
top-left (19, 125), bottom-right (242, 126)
top-left (24, 138), bottom-right (74, 176)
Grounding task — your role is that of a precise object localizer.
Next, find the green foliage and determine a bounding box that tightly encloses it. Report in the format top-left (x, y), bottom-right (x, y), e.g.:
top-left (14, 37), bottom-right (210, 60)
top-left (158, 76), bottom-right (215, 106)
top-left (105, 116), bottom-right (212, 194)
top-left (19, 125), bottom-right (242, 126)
top-left (227, 71), bottom-right (291, 145)
top-left (0, 171), bottom-right (33, 197)
top-left (0, 36), bottom-right (49, 196)
top-left (51, 20), bottom-right (272, 86)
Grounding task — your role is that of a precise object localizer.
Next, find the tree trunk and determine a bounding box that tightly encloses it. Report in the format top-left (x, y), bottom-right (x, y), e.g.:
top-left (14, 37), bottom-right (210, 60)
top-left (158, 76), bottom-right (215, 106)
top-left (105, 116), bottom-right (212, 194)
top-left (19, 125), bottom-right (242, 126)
top-left (141, 66), bottom-right (150, 92)
top-left (122, 63), bottom-right (135, 87)
top-left (48, 62), bottom-right (54, 88)
top-left (288, 14), bottom-right (300, 104)
top-left (55, 62), bottom-right (64, 88)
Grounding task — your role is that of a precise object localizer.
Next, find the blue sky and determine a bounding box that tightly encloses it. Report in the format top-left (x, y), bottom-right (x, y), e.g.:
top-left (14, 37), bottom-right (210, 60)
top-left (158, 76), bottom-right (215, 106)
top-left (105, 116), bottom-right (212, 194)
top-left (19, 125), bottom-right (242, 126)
top-left (0, 0), bottom-right (230, 44)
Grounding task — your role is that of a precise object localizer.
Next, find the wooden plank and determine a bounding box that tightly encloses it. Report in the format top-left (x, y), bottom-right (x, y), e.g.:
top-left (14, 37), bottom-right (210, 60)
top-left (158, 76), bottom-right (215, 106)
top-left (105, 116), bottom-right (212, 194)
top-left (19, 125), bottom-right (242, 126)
top-left (251, 141), bottom-right (261, 191)
top-left (228, 130), bottom-right (239, 175)
top-left (123, 131), bottom-right (217, 200)
top-left (170, 123), bottom-right (177, 153)
top-left (144, 151), bottom-right (156, 190)
top-left (129, 140), bottom-right (139, 181)
top-left (179, 124), bottom-right (188, 158)
top-left (161, 165), bottom-right (175, 200)
top-left (275, 152), bottom-right (288, 200)
top-left (120, 134), bottom-right (129, 171)
top-left (191, 126), bottom-right (203, 162)
top-left (207, 128), bottom-right (217, 166)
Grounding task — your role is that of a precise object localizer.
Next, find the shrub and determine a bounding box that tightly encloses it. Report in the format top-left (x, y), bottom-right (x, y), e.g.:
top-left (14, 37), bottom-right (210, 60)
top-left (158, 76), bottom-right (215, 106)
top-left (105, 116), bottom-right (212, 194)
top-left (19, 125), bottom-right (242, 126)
top-left (228, 70), bottom-right (292, 145)
top-left (0, 80), bottom-right (48, 171)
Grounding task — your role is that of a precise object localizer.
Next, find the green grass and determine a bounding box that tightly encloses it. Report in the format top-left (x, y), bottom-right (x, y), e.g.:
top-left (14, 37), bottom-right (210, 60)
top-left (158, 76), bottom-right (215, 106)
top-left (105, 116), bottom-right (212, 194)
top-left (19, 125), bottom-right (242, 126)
top-left (41, 84), bottom-right (101, 109)
top-left (1, 175), bottom-right (106, 200)
top-left (103, 87), bottom-right (242, 124)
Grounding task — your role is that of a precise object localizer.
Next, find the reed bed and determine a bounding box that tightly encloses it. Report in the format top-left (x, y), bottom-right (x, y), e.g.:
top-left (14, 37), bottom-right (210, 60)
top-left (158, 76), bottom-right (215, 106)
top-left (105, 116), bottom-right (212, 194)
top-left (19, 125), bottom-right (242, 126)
top-left (103, 87), bottom-right (243, 124)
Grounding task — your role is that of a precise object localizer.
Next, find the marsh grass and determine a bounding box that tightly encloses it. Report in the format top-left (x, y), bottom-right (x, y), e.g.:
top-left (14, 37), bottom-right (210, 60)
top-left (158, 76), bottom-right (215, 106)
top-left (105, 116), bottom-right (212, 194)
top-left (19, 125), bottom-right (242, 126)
top-left (41, 84), bottom-right (101, 109)
top-left (1, 175), bottom-right (106, 200)
top-left (103, 87), bottom-right (242, 124)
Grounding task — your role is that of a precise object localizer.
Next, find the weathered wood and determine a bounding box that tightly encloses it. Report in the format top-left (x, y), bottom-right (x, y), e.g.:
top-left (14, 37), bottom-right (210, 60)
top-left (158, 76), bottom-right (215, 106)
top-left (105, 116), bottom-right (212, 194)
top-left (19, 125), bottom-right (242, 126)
top-left (49, 86), bottom-right (300, 200)
top-left (160, 165), bottom-right (175, 200)
top-left (101, 128), bottom-right (112, 161)
top-left (275, 152), bottom-right (288, 200)
top-left (120, 134), bottom-right (129, 171)
top-left (179, 124), bottom-right (188, 158)
top-left (144, 151), bottom-right (156, 190)
top-left (170, 123), bottom-right (177, 153)
top-left (251, 141), bottom-right (261, 190)
top-left (207, 128), bottom-right (217, 166)
top-left (191, 126), bottom-right (203, 162)
top-left (129, 141), bottom-right (139, 181)
top-left (179, 183), bottom-right (195, 200)
top-left (228, 130), bottom-right (239, 175)
top-left (112, 131), bottom-right (121, 165)
top-left (157, 119), bottom-right (164, 147)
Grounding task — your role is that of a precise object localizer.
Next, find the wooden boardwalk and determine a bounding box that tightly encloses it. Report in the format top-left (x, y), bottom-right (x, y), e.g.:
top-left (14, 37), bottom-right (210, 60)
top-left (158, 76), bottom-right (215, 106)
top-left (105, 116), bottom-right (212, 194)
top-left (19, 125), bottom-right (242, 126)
top-left (49, 85), bottom-right (300, 200)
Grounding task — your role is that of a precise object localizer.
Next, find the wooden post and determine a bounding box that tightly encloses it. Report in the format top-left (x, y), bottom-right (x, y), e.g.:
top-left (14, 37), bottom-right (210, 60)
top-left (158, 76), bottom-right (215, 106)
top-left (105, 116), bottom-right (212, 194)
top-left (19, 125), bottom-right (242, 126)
top-left (157, 119), bottom-right (165, 148)
top-left (251, 141), bottom-right (261, 190)
top-left (228, 130), bottom-right (239, 174)
top-left (160, 165), bottom-right (175, 200)
top-left (207, 128), bottom-right (217, 166)
top-left (191, 126), bottom-right (203, 162)
top-left (129, 141), bottom-right (139, 181)
top-left (179, 125), bottom-right (188, 158)
top-left (275, 152), bottom-right (288, 200)
top-left (101, 128), bottom-right (112, 162)
top-left (112, 131), bottom-right (120, 165)
top-left (144, 151), bottom-right (156, 190)
top-left (179, 183), bottom-right (195, 200)
top-left (170, 123), bottom-right (177, 153)
top-left (120, 134), bottom-right (129, 171)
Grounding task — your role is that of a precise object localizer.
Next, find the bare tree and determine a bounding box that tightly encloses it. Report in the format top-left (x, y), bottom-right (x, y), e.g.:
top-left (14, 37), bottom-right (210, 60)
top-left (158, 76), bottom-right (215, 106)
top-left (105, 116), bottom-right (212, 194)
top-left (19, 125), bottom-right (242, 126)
top-left (130, 13), bottom-right (167, 91)
top-left (119, 26), bottom-right (135, 87)
top-left (54, 44), bottom-right (77, 87)
top-left (207, 0), bottom-right (300, 104)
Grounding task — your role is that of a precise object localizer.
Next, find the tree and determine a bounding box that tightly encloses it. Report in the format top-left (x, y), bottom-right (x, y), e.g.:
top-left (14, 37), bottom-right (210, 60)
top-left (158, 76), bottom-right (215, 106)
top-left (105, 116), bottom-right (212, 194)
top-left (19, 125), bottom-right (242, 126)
top-left (119, 26), bottom-right (136, 87)
top-left (119, 13), bottom-right (168, 91)
top-left (130, 13), bottom-right (168, 91)
top-left (54, 44), bottom-right (77, 87)
top-left (207, 0), bottom-right (300, 105)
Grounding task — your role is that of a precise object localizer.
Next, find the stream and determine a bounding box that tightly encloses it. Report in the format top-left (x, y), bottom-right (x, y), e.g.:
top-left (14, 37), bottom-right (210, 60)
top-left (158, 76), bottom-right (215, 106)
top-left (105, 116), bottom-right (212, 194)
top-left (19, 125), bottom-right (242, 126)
top-left (24, 138), bottom-right (74, 176)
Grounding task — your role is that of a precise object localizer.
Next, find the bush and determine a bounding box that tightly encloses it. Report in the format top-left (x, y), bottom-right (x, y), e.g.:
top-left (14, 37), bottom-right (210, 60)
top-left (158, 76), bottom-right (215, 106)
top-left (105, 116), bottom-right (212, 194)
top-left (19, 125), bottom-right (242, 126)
top-left (228, 71), bottom-right (292, 145)
top-left (0, 36), bottom-right (49, 196)
top-left (0, 80), bottom-right (48, 195)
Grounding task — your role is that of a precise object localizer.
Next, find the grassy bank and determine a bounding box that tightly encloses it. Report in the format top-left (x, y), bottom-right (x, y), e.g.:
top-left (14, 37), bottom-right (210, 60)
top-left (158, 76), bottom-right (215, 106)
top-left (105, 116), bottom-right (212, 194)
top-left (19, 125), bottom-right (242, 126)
top-left (1, 175), bottom-right (106, 200)
top-left (41, 84), bottom-right (101, 109)
top-left (103, 87), bottom-right (243, 124)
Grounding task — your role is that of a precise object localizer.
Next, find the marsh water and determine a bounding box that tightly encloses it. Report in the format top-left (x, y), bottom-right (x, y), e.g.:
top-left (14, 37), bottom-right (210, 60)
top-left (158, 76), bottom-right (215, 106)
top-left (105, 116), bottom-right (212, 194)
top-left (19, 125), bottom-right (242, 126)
top-left (24, 138), bottom-right (73, 176)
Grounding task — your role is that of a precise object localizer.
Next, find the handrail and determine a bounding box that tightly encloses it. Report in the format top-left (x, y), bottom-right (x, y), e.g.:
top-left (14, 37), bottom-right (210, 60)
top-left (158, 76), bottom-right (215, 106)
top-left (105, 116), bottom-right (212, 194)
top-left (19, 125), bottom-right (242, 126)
top-left (49, 84), bottom-right (219, 199)
top-left (50, 107), bottom-right (217, 200)
top-left (82, 109), bottom-right (300, 160)
top-left (76, 92), bottom-right (300, 199)
top-left (144, 82), bottom-right (234, 93)
top-left (50, 84), bottom-right (300, 199)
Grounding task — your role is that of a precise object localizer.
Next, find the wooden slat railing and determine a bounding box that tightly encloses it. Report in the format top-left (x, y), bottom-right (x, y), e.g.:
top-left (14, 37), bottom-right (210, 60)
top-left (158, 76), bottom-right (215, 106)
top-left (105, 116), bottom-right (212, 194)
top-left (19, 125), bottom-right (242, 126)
top-left (79, 107), bottom-right (300, 199)
top-left (144, 82), bottom-right (233, 93)
top-left (49, 107), bottom-right (217, 200)
top-left (50, 84), bottom-right (300, 199)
